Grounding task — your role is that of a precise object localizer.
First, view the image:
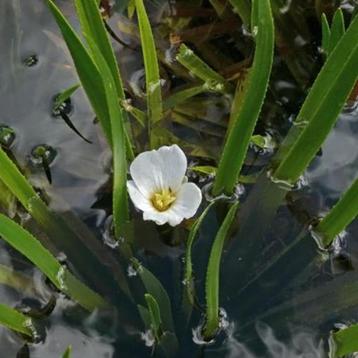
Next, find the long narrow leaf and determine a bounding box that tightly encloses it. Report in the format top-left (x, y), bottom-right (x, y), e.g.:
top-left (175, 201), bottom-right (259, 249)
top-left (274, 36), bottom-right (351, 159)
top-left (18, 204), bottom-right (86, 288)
top-left (0, 303), bottom-right (33, 337)
top-left (46, 0), bottom-right (112, 144)
top-left (273, 14), bottom-right (358, 183)
top-left (329, 8), bottom-right (345, 54)
top-left (135, 0), bottom-right (163, 125)
top-left (0, 148), bottom-right (131, 298)
top-left (88, 40), bottom-right (129, 237)
top-left (213, 0), bottom-right (274, 195)
top-left (73, 0), bottom-right (135, 160)
top-left (0, 215), bottom-right (107, 311)
top-left (184, 202), bottom-right (215, 306)
top-left (176, 44), bottom-right (232, 93)
top-left (163, 85), bottom-right (206, 111)
top-left (321, 13), bottom-right (331, 55)
top-left (74, 0), bottom-right (123, 96)
top-left (203, 202), bottom-right (239, 339)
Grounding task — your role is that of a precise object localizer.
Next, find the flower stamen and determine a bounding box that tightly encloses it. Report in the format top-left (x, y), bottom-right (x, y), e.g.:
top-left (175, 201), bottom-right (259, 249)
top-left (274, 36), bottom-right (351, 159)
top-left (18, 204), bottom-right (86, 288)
top-left (151, 188), bottom-right (176, 212)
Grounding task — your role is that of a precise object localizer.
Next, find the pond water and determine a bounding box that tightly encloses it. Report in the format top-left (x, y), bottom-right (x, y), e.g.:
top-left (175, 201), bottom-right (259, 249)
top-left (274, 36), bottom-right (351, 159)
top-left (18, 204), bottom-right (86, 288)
top-left (0, 0), bottom-right (357, 357)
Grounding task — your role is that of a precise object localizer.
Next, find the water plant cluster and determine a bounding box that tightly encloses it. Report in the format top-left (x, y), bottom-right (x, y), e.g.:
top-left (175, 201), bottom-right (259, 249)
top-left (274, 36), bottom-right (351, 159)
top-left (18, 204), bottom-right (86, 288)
top-left (0, 0), bottom-right (357, 356)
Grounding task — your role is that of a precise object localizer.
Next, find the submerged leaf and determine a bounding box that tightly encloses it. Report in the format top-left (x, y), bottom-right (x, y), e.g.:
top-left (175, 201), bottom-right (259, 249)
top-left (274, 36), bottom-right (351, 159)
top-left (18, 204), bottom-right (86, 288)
top-left (145, 293), bottom-right (162, 340)
top-left (203, 202), bottom-right (239, 339)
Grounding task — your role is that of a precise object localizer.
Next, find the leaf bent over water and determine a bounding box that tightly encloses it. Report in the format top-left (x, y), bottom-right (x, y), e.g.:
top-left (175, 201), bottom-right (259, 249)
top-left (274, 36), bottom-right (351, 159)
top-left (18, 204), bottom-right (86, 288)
top-left (0, 215), bottom-right (107, 311)
top-left (0, 303), bottom-right (33, 337)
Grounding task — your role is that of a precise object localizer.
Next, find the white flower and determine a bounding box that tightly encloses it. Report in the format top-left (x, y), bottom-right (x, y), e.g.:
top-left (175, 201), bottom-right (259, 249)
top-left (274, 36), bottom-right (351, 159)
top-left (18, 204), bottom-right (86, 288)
top-left (127, 145), bottom-right (202, 226)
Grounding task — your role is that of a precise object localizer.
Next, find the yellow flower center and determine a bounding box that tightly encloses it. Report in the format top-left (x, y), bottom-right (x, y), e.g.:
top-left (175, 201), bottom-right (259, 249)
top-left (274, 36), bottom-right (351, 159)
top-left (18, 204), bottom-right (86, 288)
top-left (151, 188), bottom-right (176, 212)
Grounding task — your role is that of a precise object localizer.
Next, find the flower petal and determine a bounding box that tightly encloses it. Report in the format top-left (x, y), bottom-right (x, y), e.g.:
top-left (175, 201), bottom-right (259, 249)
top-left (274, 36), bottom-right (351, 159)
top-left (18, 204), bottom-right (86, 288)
top-left (130, 145), bottom-right (187, 196)
top-left (143, 211), bottom-right (170, 225)
top-left (143, 210), bottom-right (183, 226)
top-left (127, 180), bottom-right (153, 212)
top-left (157, 145), bottom-right (187, 192)
top-left (169, 182), bottom-right (202, 220)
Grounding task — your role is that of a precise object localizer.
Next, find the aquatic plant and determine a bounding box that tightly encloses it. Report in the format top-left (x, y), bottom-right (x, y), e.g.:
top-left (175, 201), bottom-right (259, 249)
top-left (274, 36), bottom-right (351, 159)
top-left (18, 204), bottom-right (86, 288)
top-left (0, 0), bottom-right (357, 356)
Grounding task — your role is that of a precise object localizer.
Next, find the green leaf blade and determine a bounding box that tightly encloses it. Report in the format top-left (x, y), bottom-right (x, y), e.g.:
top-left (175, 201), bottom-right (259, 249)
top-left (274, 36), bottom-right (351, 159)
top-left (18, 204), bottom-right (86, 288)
top-left (274, 13), bottom-right (358, 183)
top-left (203, 202), bottom-right (239, 340)
top-left (74, 0), bottom-right (124, 97)
top-left (0, 303), bottom-right (33, 337)
top-left (229, 0), bottom-right (251, 27)
top-left (184, 202), bottom-right (215, 306)
top-left (213, 0), bottom-right (274, 195)
top-left (316, 179), bottom-right (358, 247)
top-left (134, 0), bottom-right (163, 125)
top-left (132, 259), bottom-right (175, 333)
top-left (176, 44), bottom-right (232, 93)
top-left (0, 215), bottom-right (107, 311)
top-left (86, 40), bottom-right (129, 237)
top-left (331, 324), bottom-right (358, 357)
top-left (145, 293), bottom-right (162, 340)
top-left (45, 0), bottom-right (112, 144)
top-left (329, 8), bottom-right (345, 54)
top-left (321, 13), bottom-right (331, 55)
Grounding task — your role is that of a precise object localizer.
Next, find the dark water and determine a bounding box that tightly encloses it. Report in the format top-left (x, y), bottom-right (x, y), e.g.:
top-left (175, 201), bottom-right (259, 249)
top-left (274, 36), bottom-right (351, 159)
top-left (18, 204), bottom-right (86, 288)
top-left (0, 0), bottom-right (357, 357)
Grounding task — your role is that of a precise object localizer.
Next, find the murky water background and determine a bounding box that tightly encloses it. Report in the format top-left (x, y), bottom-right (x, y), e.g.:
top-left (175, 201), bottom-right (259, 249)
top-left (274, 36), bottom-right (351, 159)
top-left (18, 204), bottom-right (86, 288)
top-left (0, 0), bottom-right (357, 357)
